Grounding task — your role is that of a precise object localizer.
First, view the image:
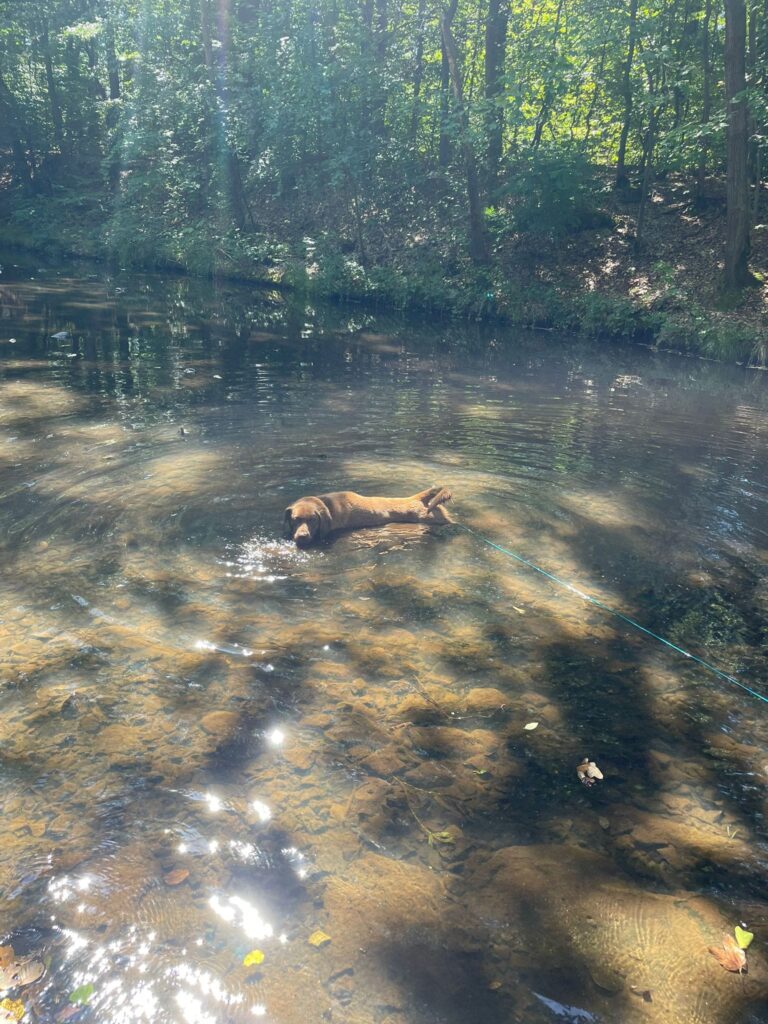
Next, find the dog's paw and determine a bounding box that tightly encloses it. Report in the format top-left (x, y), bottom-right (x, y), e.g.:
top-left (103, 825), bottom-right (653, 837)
top-left (425, 486), bottom-right (452, 511)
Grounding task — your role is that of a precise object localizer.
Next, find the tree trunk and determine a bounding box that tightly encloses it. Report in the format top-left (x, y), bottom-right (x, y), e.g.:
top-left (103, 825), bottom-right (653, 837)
top-left (0, 72), bottom-right (32, 190)
top-left (484, 0), bottom-right (508, 192)
top-left (532, 0), bottom-right (565, 149)
top-left (441, 0), bottom-right (489, 263)
top-left (615, 0), bottom-right (639, 188)
top-left (410, 0), bottom-right (427, 140)
top-left (635, 106), bottom-right (659, 249)
top-left (438, 44), bottom-right (451, 167)
top-left (104, 14), bottom-right (122, 194)
top-left (41, 19), bottom-right (65, 155)
top-left (695, 0), bottom-right (712, 201)
top-left (582, 43), bottom-right (607, 148)
top-left (724, 0), bottom-right (751, 288)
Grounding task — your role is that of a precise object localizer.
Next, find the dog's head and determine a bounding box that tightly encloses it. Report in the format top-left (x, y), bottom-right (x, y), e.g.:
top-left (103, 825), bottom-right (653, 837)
top-left (283, 496), bottom-right (332, 547)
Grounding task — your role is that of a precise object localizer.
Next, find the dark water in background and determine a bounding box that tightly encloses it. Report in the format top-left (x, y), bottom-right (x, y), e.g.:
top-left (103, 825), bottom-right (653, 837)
top-left (1, 253), bottom-right (768, 1024)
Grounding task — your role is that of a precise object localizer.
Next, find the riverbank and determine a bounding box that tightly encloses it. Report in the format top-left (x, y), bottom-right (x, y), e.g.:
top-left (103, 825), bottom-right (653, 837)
top-left (2, 172), bottom-right (766, 364)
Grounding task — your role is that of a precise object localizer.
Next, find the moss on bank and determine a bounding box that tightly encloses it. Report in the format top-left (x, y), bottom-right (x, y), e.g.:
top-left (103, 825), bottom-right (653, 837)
top-left (1, 180), bottom-right (766, 366)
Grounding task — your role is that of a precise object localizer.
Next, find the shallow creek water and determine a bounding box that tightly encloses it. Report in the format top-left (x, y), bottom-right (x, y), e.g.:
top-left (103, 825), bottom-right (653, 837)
top-left (1, 255), bottom-right (768, 1024)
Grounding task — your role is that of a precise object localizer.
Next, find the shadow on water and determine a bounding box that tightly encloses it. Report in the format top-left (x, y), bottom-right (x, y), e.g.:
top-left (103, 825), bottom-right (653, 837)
top-left (1, 251), bottom-right (768, 1022)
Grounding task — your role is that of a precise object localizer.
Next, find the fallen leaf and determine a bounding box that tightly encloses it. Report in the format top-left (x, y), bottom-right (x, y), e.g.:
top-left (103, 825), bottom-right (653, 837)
top-left (163, 868), bottom-right (189, 886)
top-left (427, 830), bottom-right (455, 846)
top-left (243, 950), bottom-right (265, 967)
top-left (735, 925), bottom-right (754, 950)
top-left (0, 999), bottom-right (24, 1021)
top-left (524, 722), bottom-right (539, 731)
top-left (56, 1008), bottom-right (81, 1022)
top-left (630, 986), bottom-right (653, 1003)
top-left (68, 984), bottom-right (94, 1005)
top-left (0, 948), bottom-right (15, 971)
top-left (577, 759), bottom-right (604, 786)
top-left (709, 933), bottom-right (747, 973)
top-left (308, 931), bottom-right (331, 948)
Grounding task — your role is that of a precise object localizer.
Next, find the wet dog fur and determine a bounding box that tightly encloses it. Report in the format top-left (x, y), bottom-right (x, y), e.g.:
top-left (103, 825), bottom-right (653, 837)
top-left (283, 485), bottom-right (452, 547)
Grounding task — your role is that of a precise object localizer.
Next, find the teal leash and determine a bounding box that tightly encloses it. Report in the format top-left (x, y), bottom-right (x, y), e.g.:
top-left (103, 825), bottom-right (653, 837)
top-left (457, 523), bottom-right (768, 706)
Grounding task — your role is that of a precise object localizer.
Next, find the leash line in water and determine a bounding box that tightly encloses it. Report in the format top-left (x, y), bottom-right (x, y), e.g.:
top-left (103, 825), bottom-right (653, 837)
top-left (457, 523), bottom-right (768, 706)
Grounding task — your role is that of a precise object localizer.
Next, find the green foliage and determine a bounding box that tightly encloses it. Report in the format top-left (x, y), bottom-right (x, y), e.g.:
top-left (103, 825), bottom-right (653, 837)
top-left (576, 291), bottom-right (652, 339)
top-left (497, 146), bottom-right (611, 237)
top-left (654, 303), bottom-right (756, 362)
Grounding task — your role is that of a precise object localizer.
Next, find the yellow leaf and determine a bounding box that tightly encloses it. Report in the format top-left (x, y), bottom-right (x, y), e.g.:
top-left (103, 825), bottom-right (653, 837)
top-left (308, 930), bottom-right (331, 947)
top-left (243, 950), bottom-right (265, 967)
top-left (0, 999), bottom-right (24, 1021)
top-left (735, 926), bottom-right (754, 950)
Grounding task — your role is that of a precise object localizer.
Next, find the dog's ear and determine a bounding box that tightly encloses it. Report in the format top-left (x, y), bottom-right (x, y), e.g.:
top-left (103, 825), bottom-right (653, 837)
top-left (282, 505), bottom-right (294, 539)
top-left (314, 499), bottom-right (333, 538)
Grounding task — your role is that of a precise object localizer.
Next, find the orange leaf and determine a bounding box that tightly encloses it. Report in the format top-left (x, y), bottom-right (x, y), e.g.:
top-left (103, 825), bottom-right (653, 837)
top-left (709, 933), bottom-right (747, 973)
top-left (164, 868), bottom-right (189, 886)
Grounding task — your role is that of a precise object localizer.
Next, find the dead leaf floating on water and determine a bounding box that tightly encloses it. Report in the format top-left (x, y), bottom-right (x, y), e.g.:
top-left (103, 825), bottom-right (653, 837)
top-left (308, 931), bottom-right (331, 948)
top-left (576, 759), bottom-right (603, 786)
top-left (243, 950), bottom-right (265, 967)
top-left (0, 950), bottom-right (45, 991)
top-left (735, 925), bottom-right (754, 950)
top-left (709, 933), bottom-right (747, 973)
top-left (163, 868), bottom-right (189, 886)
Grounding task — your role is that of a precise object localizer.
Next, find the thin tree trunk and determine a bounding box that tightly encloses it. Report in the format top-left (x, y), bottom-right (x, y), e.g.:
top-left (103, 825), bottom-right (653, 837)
top-left (438, 44), bottom-right (451, 167)
top-left (532, 0), bottom-right (565, 149)
top-left (724, 0), bottom-right (751, 288)
top-left (635, 106), bottom-right (659, 249)
top-left (696, 0), bottom-right (712, 201)
top-left (582, 43), bottom-right (607, 148)
top-left (376, 0), bottom-right (387, 60)
top-left (748, 3), bottom-right (760, 222)
top-left (104, 13), bottom-right (121, 194)
top-left (484, 0), bottom-right (509, 192)
top-left (441, 0), bottom-right (489, 263)
top-left (41, 19), bottom-right (65, 155)
top-left (410, 0), bottom-right (427, 140)
top-left (615, 0), bottom-right (639, 188)
top-left (0, 72), bottom-right (32, 190)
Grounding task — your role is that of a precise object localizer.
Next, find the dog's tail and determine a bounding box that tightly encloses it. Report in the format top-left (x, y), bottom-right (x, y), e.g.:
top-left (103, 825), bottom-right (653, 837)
top-left (413, 485), bottom-right (453, 511)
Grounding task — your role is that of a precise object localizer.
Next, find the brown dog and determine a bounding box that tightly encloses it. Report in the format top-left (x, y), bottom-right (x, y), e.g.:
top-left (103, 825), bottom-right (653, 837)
top-left (283, 485), bottom-right (452, 547)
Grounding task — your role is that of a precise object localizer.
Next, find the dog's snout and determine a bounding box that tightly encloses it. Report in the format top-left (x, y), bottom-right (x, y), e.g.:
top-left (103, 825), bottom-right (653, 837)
top-left (293, 523), bottom-right (312, 545)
